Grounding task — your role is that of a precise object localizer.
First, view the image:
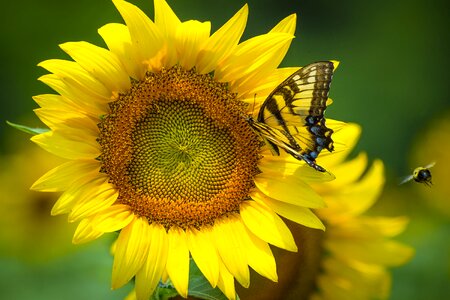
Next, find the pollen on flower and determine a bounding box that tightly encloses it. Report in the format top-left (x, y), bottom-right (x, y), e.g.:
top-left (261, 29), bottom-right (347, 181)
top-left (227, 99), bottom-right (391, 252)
top-left (97, 66), bottom-right (261, 229)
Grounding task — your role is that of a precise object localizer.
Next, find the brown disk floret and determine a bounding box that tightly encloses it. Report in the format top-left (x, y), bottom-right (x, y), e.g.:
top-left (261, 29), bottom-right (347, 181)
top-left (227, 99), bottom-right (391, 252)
top-left (97, 66), bottom-right (260, 230)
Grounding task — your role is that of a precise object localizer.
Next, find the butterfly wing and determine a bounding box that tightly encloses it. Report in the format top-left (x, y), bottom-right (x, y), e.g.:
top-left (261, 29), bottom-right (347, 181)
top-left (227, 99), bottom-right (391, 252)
top-left (257, 61), bottom-right (336, 160)
top-left (246, 117), bottom-right (327, 172)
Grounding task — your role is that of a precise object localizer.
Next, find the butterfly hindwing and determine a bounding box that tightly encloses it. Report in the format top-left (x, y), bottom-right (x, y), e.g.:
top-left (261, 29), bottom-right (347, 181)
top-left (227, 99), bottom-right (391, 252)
top-left (245, 117), bottom-right (326, 172)
top-left (249, 61), bottom-right (336, 171)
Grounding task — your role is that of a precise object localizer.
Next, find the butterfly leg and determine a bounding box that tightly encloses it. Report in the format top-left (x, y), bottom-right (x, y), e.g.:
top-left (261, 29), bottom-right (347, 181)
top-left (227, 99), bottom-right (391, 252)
top-left (293, 153), bottom-right (326, 173)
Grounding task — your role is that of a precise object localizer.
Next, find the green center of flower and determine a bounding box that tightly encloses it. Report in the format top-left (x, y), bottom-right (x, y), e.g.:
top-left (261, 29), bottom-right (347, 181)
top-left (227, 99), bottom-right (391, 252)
top-left (129, 98), bottom-right (243, 200)
top-left (97, 66), bottom-right (260, 229)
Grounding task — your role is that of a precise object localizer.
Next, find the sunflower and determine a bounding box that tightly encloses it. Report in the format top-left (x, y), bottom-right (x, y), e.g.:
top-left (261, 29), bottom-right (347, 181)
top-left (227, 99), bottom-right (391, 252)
top-left (31, 0), bottom-right (347, 299)
top-left (236, 124), bottom-right (414, 300)
top-left (310, 124), bottom-right (414, 300)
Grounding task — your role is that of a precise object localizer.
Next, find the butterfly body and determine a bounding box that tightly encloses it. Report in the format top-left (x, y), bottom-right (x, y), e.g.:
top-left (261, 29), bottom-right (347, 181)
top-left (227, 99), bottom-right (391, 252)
top-left (248, 61), bottom-right (337, 172)
top-left (399, 162), bottom-right (435, 186)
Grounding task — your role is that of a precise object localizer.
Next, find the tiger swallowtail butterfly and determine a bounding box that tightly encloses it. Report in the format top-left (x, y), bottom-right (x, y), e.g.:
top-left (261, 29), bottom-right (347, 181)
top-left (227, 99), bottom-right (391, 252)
top-left (246, 61), bottom-right (337, 172)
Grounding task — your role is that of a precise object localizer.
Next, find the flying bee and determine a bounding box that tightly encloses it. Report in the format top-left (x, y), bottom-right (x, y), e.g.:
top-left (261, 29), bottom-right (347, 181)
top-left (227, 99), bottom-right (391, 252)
top-left (399, 162), bottom-right (435, 186)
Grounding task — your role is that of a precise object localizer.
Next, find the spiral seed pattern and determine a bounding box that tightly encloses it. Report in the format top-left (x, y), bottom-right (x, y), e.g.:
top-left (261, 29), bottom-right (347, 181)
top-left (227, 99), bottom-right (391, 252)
top-left (97, 66), bottom-right (260, 229)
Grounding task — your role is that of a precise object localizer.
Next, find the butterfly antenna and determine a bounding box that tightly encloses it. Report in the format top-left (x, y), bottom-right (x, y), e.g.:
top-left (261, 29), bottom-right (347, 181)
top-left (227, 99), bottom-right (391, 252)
top-left (242, 94), bottom-right (258, 122)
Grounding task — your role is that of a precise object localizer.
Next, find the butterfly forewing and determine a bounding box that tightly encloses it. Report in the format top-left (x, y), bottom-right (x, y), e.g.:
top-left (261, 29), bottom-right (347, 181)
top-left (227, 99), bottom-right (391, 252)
top-left (258, 61), bottom-right (334, 127)
top-left (252, 61), bottom-right (336, 170)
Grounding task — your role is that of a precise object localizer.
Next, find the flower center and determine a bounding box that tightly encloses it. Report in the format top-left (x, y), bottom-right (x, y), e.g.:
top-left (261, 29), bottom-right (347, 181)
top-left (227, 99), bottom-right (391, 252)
top-left (97, 66), bottom-right (260, 229)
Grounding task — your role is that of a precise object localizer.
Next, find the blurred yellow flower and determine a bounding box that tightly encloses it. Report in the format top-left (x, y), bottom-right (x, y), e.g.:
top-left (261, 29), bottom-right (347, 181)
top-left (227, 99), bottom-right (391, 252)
top-left (410, 109), bottom-right (450, 217)
top-left (236, 124), bottom-right (414, 300)
top-left (0, 145), bottom-right (74, 262)
top-left (30, 0), bottom-right (349, 299)
top-left (310, 124), bottom-right (414, 300)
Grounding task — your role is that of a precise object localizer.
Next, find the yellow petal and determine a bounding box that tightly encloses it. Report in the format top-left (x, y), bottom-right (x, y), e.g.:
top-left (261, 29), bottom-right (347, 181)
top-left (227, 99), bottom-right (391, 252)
top-left (51, 176), bottom-right (107, 216)
top-left (216, 259), bottom-right (237, 300)
top-left (240, 200), bottom-right (297, 251)
top-left (175, 20), bottom-right (211, 70)
top-left (335, 159), bottom-right (385, 216)
top-left (186, 226), bottom-right (220, 287)
top-left (33, 94), bottom-right (78, 112)
top-left (112, 217), bottom-right (151, 289)
top-left (113, 0), bottom-right (164, 72)
top-left (362, 216), bottom-right (410, 237)
top-left (242, 227), bottom-right (278, 282)
top-left (154, 0), bottom-right (180, 67)
top-left (321, 258), bottom-right (390, 299)
top-left (245, 67), bottom-right (298, 102)
top-left (166, 226), bottom-right (190, 298)
top-left (72, 218), bottom-right (104, 244)
top-left (216, 32), bottom-right (293, 84)
top-left (331, 60), bottom-right (340, 70)
top-left (125, 289), bottom-right (137, 300)
top-left (135, 224), bottom-right (169, 300)
top-left (90, 204), bottom-right (135, 232)
top-left (316, 274), bottom-right (356, 300)
top-left (59, 41), bottom-right (130, 94)
top-left (154, 0), bottom-right (181, 37)
top-left (37, 116), bottom-right (99, 140)
top-left (233, 14), bottom-right (297, 95)
top-left (98, 23), bottom-right (142, 80)
top-left (31, 160), bottom-right (100, 192)
top-left (254, 171), bottom-right (325, 208)
top-left (317, 152), bottom-right (368, 192)
top-left (212, 215), bottom-right (250, 288)
top-left (318, 272), bottom-right (375, 300)
top-left (196, 4), bottom-right (248, 74)
top-left (326, 239), bottom-right (414, 266)
top-left (318, 122), bottom-right (362, 167)
top-left (38, 74), bottom-right (107, 116)
top-left (34, 108), bottom-right (93, 132)
top-left (68, 182), bottom-right (118, 222)
top-left (161, 268), bottom-right (169, 285)
top-left (38, 59), bottom-right (111, 100)
top-left (269, 14), bottom-right (296, 35)
top-left (31, 131), bottom-right (100, 160)
top-left (252, 190), bottom-right (325, 230)
top-left (327, 216), bottom-right (409, 241)
top-left (259, 156), bottom-right (335, 182)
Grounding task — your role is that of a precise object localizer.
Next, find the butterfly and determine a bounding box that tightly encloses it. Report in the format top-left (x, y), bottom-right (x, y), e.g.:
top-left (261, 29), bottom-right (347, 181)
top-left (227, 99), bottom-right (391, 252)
top-left (246, 61), bottom-right (337, 172)
top-left (399, 162), bottom-right (435, 186)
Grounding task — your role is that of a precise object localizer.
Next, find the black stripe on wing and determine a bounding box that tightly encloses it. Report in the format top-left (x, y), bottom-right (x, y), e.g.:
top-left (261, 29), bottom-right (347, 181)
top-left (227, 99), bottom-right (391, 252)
top-left (256, 61), bottom-right (336, 162)
top-left (245, 116), bottom-right (327, 172)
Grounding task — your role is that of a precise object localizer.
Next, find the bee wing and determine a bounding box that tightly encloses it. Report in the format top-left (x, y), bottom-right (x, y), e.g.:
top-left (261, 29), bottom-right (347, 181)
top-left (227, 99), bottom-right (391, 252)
top-left (399, 174), bottom-right (414, 185)
top-left (424, 162), bottom-right (436, 169)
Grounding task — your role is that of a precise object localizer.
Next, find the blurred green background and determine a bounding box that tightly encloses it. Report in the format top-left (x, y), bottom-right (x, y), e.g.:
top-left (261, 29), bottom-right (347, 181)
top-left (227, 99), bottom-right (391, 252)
top-left (1, 0), bottom-right (449, 299)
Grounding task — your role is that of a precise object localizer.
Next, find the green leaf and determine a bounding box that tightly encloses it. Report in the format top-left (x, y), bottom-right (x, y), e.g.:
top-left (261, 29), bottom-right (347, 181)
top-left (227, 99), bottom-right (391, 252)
top-left (152, 286), bottom-right (178, 300)
top-left (6, 121), bottom-right (49, 135)
top-left (187, 259), bottom-right (239, 300)
top-left (150, 280), bottom-right (178, 300)
top-left (150, 259), bottom-right (240, 300)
